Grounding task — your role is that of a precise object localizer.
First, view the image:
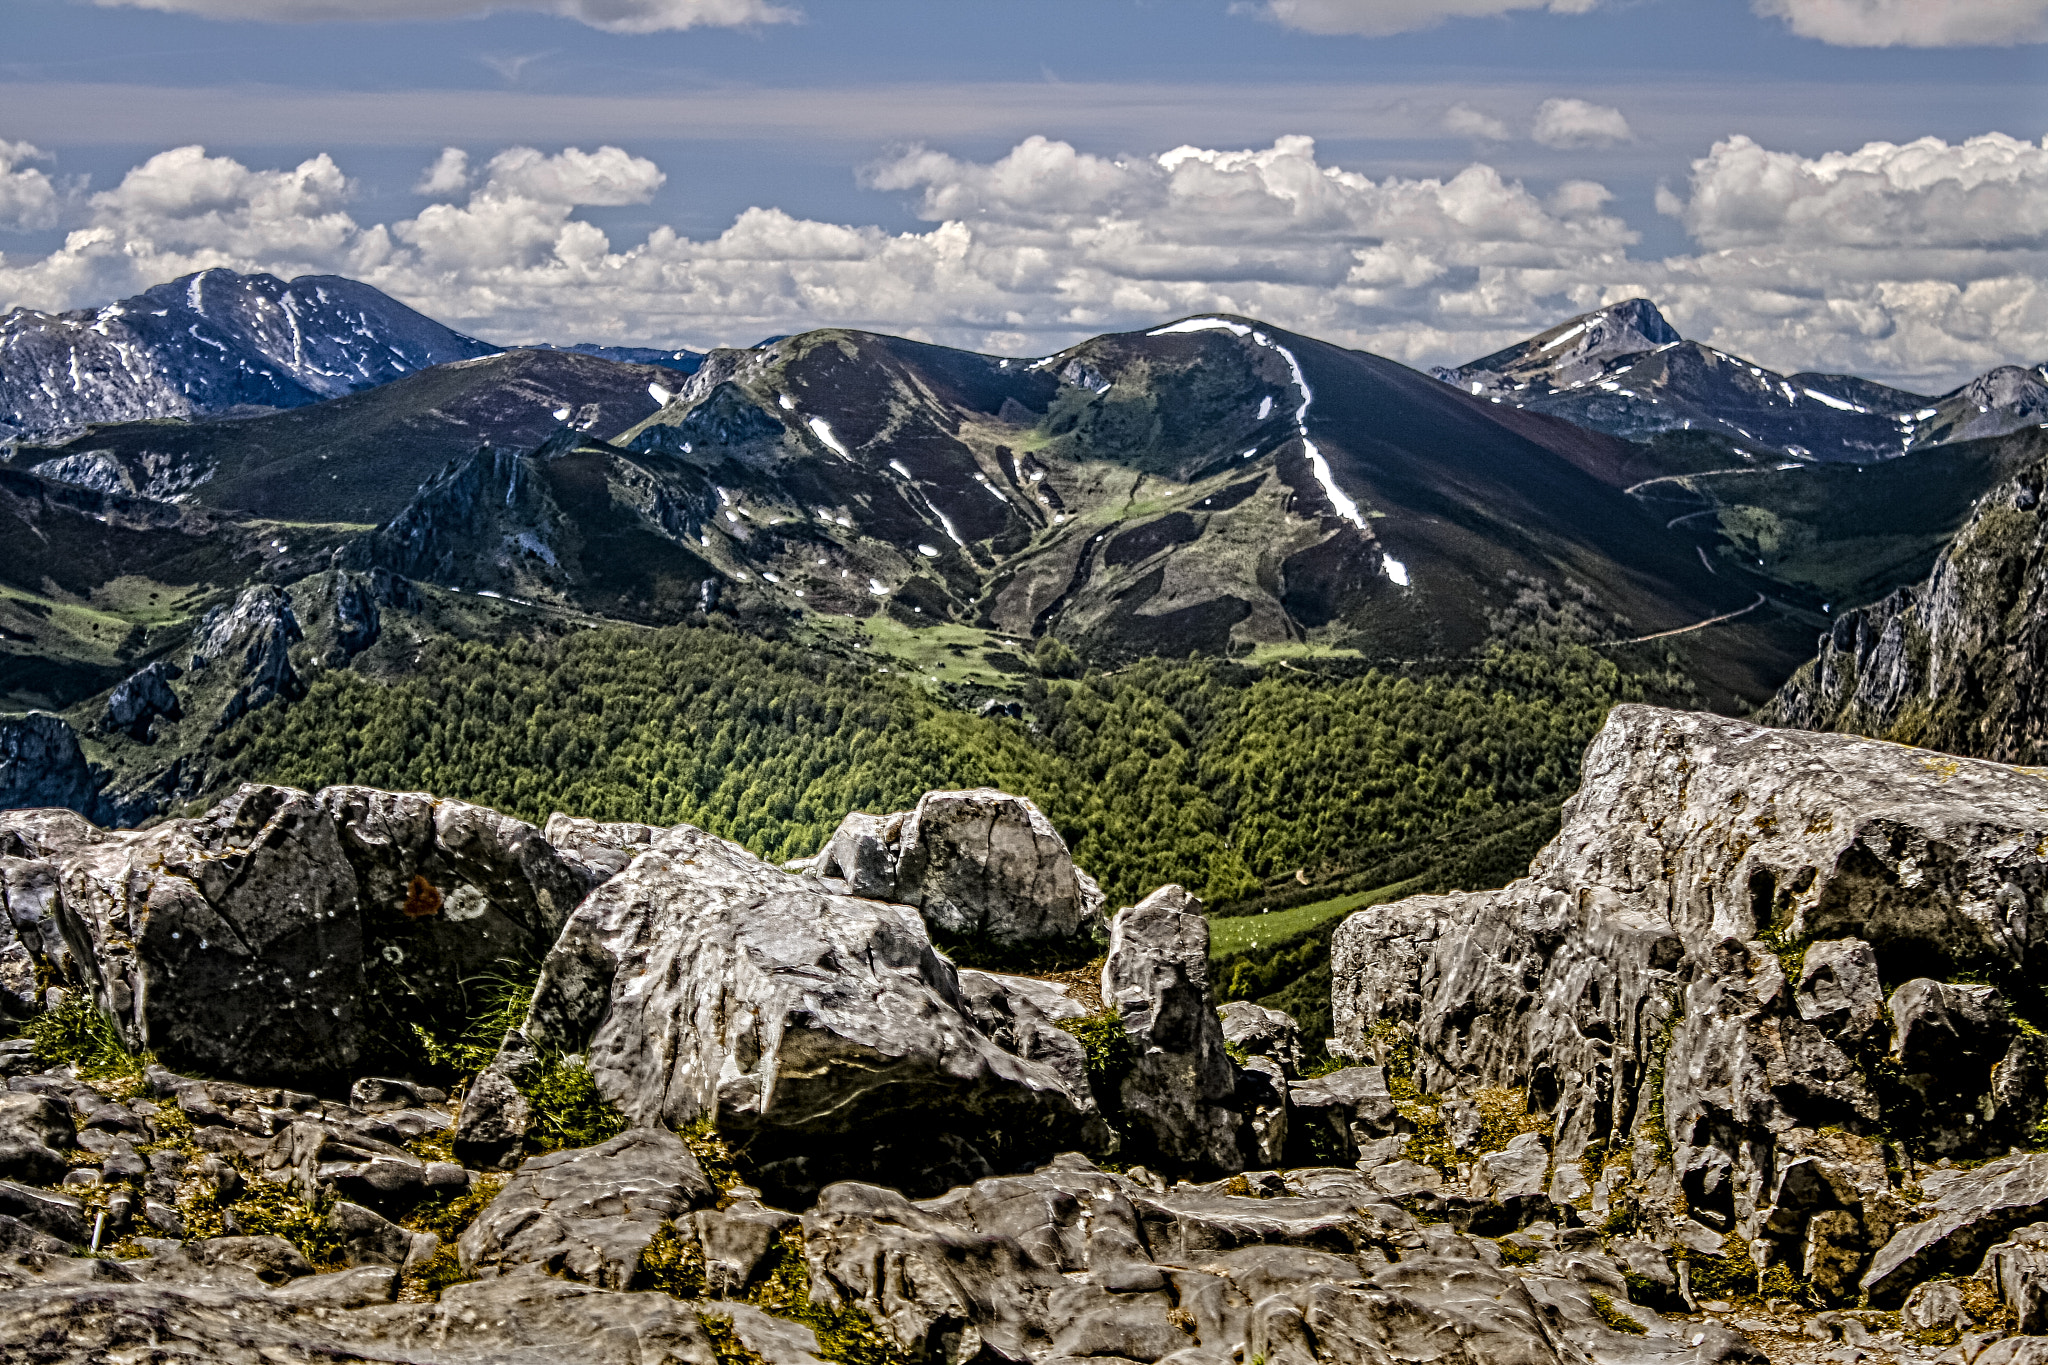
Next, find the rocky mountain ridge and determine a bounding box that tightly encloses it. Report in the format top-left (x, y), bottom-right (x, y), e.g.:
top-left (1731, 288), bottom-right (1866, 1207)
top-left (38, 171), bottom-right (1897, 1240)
top-left (1437, 299), bottom-right (2047, 465)
top-left (0, 269), bottom-right (496, 445)
top-left (1, 708), bottom-right (2046, 1359)
top-left (1761, 437), bottom-right (2048, 761)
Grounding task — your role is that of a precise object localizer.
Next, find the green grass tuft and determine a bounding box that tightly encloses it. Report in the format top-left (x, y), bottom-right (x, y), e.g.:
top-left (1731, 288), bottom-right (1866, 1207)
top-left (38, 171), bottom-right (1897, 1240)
top-left (1589, 1291), bottom-right (1645, 1335)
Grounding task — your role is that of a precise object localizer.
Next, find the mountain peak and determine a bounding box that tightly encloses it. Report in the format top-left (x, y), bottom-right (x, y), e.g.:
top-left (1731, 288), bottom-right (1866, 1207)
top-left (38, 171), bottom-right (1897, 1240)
top-left (0, 270), bottom-right (495, 444)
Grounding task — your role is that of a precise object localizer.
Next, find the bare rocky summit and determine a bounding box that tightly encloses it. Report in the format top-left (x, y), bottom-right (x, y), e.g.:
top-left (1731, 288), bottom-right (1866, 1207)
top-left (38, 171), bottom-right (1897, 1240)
top-left (1, 713), bottom-right (2047, 1360)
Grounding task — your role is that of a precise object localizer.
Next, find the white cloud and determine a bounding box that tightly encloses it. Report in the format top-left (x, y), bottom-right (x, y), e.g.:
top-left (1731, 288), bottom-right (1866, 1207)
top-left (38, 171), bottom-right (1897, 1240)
top-left (1531, 98), bottom-right (1633, 149)
top-left (0, 131), bottom-right (2041, 391)
top-left (0, 140), bottom-right (60, 233)
top-left (1443, 104), bottom-right (1511, 141)
top-left (1246, 0), bottom-right (1600, 37)
top-left (85, 0), bottom-right (797, 35)
top-left (415, 148), bottom-right (470, 198)
top-left (1753, 0), bottom-right (2048, 47)
top-left (1618, 133), bottom-right (2048, 387)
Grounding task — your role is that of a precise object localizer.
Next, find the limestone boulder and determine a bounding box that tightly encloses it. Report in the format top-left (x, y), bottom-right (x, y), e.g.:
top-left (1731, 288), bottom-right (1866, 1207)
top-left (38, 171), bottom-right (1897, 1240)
top-left (1101, 885), bottom-right (1243, 1174)
top-left (1865, 1151), bottom-right (2048, 1303)
top-left (0, 1093), bottom-right (74, 1186)
top-left (315, 786), bottom-right (600, 1042)
top-left (1218, 1000), bottom-right (1302, 1076)
top-left (807, 789), bottom-right (1105, 950)
top-left (501, 821), bottom-right (1091, 1203)
top-left (801, 1154), bottom-right (1734, 1365)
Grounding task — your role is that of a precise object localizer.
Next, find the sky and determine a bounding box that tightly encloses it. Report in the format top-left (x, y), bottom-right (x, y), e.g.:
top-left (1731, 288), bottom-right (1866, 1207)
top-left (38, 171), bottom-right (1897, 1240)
top-left (0, 0), bottom-right (2044, 391)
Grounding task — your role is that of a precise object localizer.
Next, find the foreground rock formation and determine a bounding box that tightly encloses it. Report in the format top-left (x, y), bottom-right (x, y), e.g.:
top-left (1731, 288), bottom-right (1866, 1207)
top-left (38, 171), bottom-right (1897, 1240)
top-left (1333, 703), bottom-right (2048, 1308)
top-left (8, 717), bottom-right (2048, 1360)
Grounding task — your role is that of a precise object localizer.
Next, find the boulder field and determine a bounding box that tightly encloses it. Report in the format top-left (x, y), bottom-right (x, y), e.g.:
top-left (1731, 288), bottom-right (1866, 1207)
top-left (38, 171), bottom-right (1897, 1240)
top-left (0, 716), bottom-right (2047, 1361)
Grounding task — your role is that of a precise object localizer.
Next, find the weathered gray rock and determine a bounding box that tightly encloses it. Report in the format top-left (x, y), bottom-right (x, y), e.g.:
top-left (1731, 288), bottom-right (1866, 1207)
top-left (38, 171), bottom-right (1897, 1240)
top-left (808, 789), bottom-right (1106, 949)
top-left (327, 1199), bottom-right (436, 1271)
top-left (1866, 1151), bottom-right (2048, 1302)
top-left (508, 821), bottom-right (1089, 1202)
top-left (315, 785), bottom-right (600, 1041)
top-left (0, 1262), bottom-right (827, 1364)
top-left (802, 1154), bottom-right (1734, 1365)
top-left (1103, 885), bottom-right (1243, 1174)
top-left (0, 781), bottom-right (612, 1085)
top-left (460, 1127), bottom-right (713, 1289)
top-left (0, 808), bottom-right (104, 861)
top-left (695, 1197), bottom-right (800, 1296)
top-left (1332, 704), bottom-right (2048, 1302)
top-left (1218, 1000), bottom-right (1302, 1076)
top-left (44, 784), bottom-right (367, 1083)
top-left (100, 662), bottom-right (182, 740)
top-left (1285, 1066), bottom-right (1404, 1167)
top-left (1986, 1223), bottom-right (2048, 1335)
top-left (0, 1092), bottom-right (74, 1185)
top-left (541, 813), bottom-right (663, 880)
top-left (186, 584), bottom-right (303, 729)
top-left (0, 714), bottom-right (102, 823)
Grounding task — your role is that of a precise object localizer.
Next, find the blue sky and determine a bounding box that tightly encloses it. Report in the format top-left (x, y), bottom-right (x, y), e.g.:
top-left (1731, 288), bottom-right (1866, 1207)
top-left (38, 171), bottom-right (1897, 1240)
top-left (1, 0), bottom-right (2044, 387)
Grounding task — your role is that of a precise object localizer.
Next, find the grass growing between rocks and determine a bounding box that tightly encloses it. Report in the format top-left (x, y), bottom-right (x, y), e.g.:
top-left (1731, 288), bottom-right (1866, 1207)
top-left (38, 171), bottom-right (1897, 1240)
top-left (519, 1056), bottom-right (628, 1154)
top-left (747, 1230), bottom-right (904, 1365)
top-left (410, 969), bottom-right (537, 1079)
top-left (23, 995), bottom-right (149, 1086)
top-left (1590, 1291), bottom-right (1646, 1334)
top-left (635, 1221), bottom-right (708, 1298)
top-left (696, 1313), bottom-right (769, 1365)
top-left (400, 1172), bottom-right (508, 1297)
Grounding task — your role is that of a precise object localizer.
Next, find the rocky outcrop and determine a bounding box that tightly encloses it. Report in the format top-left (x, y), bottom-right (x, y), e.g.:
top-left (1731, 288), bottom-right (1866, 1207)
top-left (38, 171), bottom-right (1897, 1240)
top-left (506, 819), bottom-right (1093, 1202)
top-left (0, 783), bottom-right (610, 1084)
top-left (1104, 884), bottom-right (1244, 1174)
top-left (99, 662), bottom-right (182, 741)
top-left (1764, 442), bottom-right (2048, 762)
top-left (0, 713), bottom-right (103, 822)
top-left (185, 584), bottom-right (303, 730)
top-left (1219, 999), bottom-right (1303, 1076)
top-left (805, 788), bottom-right (1106, 950)
top-left (1330, 703), bottom-right (2048, 1303)
top-left (460, 1127), bottom-right (713, 1288)
top-left (802, 1154), bottom-right (1747, 1365)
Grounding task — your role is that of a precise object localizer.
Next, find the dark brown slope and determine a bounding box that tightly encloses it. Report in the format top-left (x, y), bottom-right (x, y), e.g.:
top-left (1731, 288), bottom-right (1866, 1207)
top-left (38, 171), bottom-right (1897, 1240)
top-left (8, 349), bottom-right (679, 525)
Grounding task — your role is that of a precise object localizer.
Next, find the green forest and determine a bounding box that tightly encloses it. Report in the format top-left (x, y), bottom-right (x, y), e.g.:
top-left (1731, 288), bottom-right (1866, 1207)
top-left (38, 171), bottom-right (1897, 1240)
top-left (212, 609), bottom-right (1693, 1033)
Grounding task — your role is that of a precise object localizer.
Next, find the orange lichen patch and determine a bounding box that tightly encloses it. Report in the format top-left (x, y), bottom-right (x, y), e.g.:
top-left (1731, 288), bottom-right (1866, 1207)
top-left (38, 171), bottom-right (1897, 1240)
top-left (403, 876), bottom-right (443, 918)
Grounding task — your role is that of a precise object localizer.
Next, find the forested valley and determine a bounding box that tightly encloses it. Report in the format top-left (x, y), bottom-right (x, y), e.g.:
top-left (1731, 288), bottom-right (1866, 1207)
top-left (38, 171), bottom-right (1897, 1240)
top-left (211, 588), bottom-right (1699, 1048)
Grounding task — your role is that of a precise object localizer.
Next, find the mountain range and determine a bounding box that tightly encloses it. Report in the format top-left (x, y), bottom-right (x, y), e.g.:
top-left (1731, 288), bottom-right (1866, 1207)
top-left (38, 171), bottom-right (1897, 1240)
top-left (0, 269), bottom-right (498, 444)
top-left (1435, 297), bottom-right (2048, 464)
top-left (3, 268), bottom-right (2045, 825)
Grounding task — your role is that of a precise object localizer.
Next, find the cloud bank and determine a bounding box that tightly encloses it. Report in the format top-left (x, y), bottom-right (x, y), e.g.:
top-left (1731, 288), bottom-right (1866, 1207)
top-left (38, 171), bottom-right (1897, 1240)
top-left (1753, 0), bottom-right (2048, 47)
top-left (85, 0), bottom-right (796, 35)
top-left (0, 130), bottom-right (2041, 390)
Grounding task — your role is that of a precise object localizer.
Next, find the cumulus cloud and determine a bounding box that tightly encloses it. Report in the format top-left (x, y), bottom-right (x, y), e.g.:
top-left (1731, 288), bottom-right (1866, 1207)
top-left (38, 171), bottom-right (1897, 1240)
top-left (1753, 0), bottom-right (2048, 47)
top-left (1531, 98), bottom-right (1633, 149)
top-left (1443, 105), bottom-right (1511, 141)
top-left (0, 140), bottom-right (60, 233)
top-left (1624, 132), bottom-right (2048, 385)
top-left (1, 131), bottom-right (2042, 390)
top-left (1245, 0), bottom-right (1600, 36)
top-left (415, 148), bottom-right (471, 198)
top-left (86, 0), bottom-right (796, 35)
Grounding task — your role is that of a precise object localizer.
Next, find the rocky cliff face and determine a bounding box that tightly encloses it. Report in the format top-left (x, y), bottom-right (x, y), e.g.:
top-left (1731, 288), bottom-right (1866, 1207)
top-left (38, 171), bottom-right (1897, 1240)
top-left (1332, 703), bottom-right (2048, 1306)
top-left (0, 269), bottom-right (494, 444)
top-left (1763, 445), bottom-right (2048, 762)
